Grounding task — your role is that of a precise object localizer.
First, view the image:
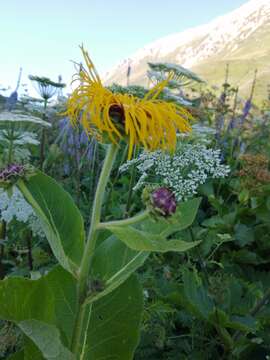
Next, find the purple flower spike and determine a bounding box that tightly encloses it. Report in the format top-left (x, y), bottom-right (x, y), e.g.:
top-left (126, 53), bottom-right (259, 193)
top-left (151, 187), bottom-right (177, 217)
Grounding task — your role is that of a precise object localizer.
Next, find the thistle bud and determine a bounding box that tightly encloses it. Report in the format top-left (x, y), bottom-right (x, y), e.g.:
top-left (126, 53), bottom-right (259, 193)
top-left (0, 164), bottom-right (34, 187)
top-left (0, 164), bottom-right (25, 181)
top-left (151, 187), bottom-right (177, 217)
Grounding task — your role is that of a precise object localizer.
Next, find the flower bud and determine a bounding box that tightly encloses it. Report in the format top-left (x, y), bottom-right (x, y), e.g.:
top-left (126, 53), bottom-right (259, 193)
top-left (151, 187), bottom-right (177, 217)
top-left (0, 164), bottom-right (25, 181)
top-left (0, 164), bottom-right (34, 188)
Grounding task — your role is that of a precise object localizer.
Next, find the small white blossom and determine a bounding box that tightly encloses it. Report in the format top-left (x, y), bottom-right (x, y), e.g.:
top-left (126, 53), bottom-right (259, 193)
top-left (0, 187), bottom-right (44, 237)
top-left (120, 143), bottom-right (230, 201)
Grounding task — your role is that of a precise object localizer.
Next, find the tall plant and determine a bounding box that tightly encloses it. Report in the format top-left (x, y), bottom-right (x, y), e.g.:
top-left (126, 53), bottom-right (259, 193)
top-left (0, 48), bottom-right (201, 359)
top-left (28, 75), bottom-right (65, 169)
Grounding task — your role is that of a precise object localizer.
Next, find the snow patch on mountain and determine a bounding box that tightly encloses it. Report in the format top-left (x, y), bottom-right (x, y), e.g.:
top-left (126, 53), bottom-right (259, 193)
top-left (103, 0), bottom-right (270, 83)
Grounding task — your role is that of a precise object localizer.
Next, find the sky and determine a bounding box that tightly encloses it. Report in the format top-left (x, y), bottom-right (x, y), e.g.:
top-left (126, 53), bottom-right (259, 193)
top-left (0, 0), bottom-right (248, 94)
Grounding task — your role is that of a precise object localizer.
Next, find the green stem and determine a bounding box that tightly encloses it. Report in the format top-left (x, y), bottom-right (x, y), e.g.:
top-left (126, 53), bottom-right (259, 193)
top-left (0, 221), bottom-right (6, 280)
top-left (7, 124), bottom-right (15, 164)
top-left (73, 127), bottom-right (81, 207)
top-left (71, 144), bottom-right (118, 356)
top-left (40, 99), bottom-right (48, 170)
top-left (104, 143), bottom-right (128, 216)
top-left (125, 145), bottom-right (138, 217)
top-left (97, 210), bottom-right (149, 229)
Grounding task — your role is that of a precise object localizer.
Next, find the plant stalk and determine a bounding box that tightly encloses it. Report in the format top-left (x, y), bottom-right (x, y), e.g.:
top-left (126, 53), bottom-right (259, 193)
top-left (0, 221), bottom-right (6, 279)
top-left (40, 99), bottom-right (48, 169)
top-left (125, 145), bottom-right (138, 217)
top-left (26, 231), bottom-right (33, 271)
top-left (97, 210), bottom-right (149, 229)
top-left (7, 124), bottom-right (15, 164)
top-left (71, 144), bottom-right (118, 356)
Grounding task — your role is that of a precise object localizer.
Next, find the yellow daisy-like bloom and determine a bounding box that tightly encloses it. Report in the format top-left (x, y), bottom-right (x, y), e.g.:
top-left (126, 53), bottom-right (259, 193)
top-left (66, 46), bottom-right (192, 159)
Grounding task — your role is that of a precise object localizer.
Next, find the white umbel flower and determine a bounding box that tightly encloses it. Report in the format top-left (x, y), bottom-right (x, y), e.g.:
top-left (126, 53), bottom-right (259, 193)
top-left (0, 187), bottom-right (44, 237)
top-left (120, 143), bottom-right (230, 201)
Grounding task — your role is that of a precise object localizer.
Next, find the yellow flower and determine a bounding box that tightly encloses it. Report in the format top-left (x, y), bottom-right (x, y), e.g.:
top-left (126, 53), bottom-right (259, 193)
top-left (66, 46), bottom-right (192, 159)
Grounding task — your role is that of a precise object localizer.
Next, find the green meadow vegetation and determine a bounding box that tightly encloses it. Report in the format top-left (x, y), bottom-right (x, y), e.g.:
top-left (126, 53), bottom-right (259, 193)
top-left (0, 54), bottom-right (270, 360)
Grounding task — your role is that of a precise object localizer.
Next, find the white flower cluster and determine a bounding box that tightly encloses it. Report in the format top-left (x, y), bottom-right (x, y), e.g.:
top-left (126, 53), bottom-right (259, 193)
top-left (120, 143), bottom-right (230, 201)
top-left (0, 187), bottom-right (44, 237)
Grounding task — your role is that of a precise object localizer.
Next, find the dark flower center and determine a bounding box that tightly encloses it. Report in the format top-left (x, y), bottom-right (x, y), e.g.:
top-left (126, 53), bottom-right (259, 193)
top-left (109, 104), bottom-right (125, 124)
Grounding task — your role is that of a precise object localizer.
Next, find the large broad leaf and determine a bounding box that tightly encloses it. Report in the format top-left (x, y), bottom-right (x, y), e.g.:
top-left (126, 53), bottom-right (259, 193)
top-left (7, 351), bottom-right (24, 359)
top-left (23, 340), bottom-right (44, 360)
top-left (44, 266), bottom-right (77, 345)
top-left (106, 225), bottom-right (200, 252)
top-left (46, 268), bottom-right (143, 359)
top-left (0, 268), bottom-right (73, 359)
top-left (19, 320), bottom-right (74, 359)
top-left (0, 276), bottom-right (54, 322)
top-left (82, 275), bottom-right (143, 360)
top-left (87, 235), bottom-right (149, 303)
top-left (17, 172), bottom-right (85, 275)
top-left (0, 266), bottom-right (143, 360)
top-left (0, 111), bottom-right (51, 128)
top-left (140, 197), bottom-right (202, 237)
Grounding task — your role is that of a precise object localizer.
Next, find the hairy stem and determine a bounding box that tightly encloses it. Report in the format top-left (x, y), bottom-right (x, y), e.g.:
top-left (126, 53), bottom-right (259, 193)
top-left (71, 144), bottom-right (118, 356)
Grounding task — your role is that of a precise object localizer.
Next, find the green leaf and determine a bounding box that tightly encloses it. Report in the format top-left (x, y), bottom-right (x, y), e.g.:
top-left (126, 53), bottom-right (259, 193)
top-left (0, 268), bottom-right (143, 360)
top-left (232, 249), bottom-right (265, 265)
top-left (238, 189), bottom-right (250, 203)
top-left (182, 269), bottom-right (214, 320)
top-left (0, 111), bottom-right (51, 128)
top-left (107, 225), bottom-right (200, 252)
top-left (226, 315), bottom-right (258, 332)
top-left (87, 235), bottom-right (149, 303)
top-left (82, 275), bottom-right (143, 360)
top-left (199, 181), bottom-right (214, 197)
top-left (266, 196), bottom-right (270, 211)
top-left (7, 351), bottom-right (24, 359)
top-left (19, 320), bottom-right (75, 360)
top-left (0, 268), bottom-right (73, 359)
top-left (44, 266), bottom-right (77, 346)
top-left (0, 266), bottom-right (76, 354)
top-left (0, 276), bottom-right (54, 322)
top-left (24, 338), bottom-right (44, 360)
top-left (18, 172), bottom-right (85, 275)
top-left (234, 224), bottom-right (255, 247)
top-left (140, 197), bottom-right (202, 237)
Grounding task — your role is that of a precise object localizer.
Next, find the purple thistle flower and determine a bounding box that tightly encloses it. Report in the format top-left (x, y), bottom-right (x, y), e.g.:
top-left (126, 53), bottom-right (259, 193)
top-left (151, 187), bottom-right (177, 217)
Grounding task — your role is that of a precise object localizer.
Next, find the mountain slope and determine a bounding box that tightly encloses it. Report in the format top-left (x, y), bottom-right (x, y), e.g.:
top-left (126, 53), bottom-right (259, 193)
top-left (104, 0), bottom-right (270, 102)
